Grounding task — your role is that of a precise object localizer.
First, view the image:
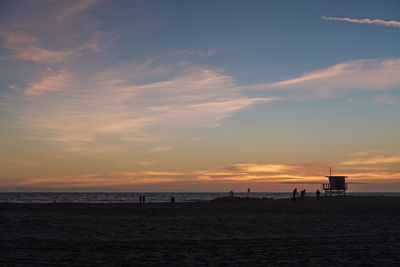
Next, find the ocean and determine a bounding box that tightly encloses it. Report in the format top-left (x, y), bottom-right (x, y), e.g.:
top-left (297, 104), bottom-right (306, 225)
top-left (0, 192), bottom-right (399, 203)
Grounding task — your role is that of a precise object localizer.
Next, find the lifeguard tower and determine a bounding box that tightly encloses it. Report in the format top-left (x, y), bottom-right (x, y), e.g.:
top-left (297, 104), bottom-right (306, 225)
top-left (322, 167), bottom-right (348, 196)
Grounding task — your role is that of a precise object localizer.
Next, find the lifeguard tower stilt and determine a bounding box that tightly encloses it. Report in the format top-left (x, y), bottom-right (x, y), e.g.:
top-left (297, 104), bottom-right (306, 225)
top-left (322, 167), bottom-right (348, 196)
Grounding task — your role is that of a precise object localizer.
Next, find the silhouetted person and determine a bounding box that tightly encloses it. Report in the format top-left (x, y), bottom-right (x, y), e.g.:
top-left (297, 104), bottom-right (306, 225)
top-left (316, 189), bottom-right (320, 201)
top-left (229, 190), bottom-right (234, 197)
top-left (248, 188), bottom-right (250, 193)
top-left (292, 188), bottom-right (297, 201)
top-left (300, 189), bottom-right (306, 200)
top-left (171, 196), bottom-right (175, 203)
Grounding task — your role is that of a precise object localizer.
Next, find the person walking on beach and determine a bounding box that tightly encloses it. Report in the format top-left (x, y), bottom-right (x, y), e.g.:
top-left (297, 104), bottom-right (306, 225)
top-left (292, 188), bottom-right (297, 201)
top-left (316, 189), bottom-right (320, 201)
top-left (300, 189), bottom-right (306, 201)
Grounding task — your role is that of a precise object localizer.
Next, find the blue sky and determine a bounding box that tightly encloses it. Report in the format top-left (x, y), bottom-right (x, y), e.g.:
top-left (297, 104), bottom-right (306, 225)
top-left (0, 0), bottom-right (399, 191)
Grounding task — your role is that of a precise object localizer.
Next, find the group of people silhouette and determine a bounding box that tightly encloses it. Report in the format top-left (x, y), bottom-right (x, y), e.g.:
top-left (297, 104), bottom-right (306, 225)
top-left (139, 195), bottom-right (146, 203)
top-left (292, 188), bottom-right (305, 201)
top-left (292, 188), bottom-right (321, 201)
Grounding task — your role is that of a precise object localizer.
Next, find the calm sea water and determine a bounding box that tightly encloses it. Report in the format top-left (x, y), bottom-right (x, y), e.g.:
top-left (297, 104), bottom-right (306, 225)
top-left (0, 192), bottom-right (399, 203)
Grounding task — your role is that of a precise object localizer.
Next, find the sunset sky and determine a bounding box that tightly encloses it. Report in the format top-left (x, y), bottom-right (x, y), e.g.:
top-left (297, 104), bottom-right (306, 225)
top-left (1, 0), bottom-right (399, 192)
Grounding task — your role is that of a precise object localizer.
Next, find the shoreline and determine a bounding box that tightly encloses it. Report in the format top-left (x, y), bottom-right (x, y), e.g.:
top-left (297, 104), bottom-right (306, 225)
top-left (0, 192), bottom-right (399, 204)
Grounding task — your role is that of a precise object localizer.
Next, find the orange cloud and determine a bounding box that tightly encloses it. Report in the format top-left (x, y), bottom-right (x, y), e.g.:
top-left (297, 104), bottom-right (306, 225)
top-left (347, 151), bottom-right (383, 157)
top-left (2, 157), bottom-right (400, 190)
top-left (15, 171), bottom-right (182, 188)
top-left (348, 172), bottom-right (400, 180)
top-left (230, 164), bottom-right (298, 173)
top-left (342, 156), bottom-right (400, 165)
top-left (195, 163), bottom-right (328, 183)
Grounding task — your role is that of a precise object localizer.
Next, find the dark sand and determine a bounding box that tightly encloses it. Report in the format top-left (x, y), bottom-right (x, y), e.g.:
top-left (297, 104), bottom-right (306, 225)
top-left (1, 196), bottom-right (400, 266)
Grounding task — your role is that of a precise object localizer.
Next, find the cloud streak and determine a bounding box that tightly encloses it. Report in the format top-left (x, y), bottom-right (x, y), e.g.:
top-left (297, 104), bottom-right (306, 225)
top-left (0, 0), bottom-right (101, 64)
top-left (2, 154), bottom-right (400, 190)
top-left (322, 16), bottom-right (400, 28)
top-left (15, 171), bottom-right (180, 188)
top-left (248, 58), bottom-right (400, 98)
top-left (342, 156), bottom-right (400, 165)
top-left (18, 65), bottom-right (275, 143)
top-left (26, 69), bottom-right (72, 95)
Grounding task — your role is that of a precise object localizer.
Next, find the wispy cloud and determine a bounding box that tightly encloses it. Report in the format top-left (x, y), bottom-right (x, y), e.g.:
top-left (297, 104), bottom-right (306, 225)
top-left (342, 155), bottom-right (400, 165)
top-left (150, 145), bottom-right (174, 152)
top-left (25, 69), bottom-right (72, 95)
top-left (196, 163), bottom-right (328, 183)
top-left (166, 49), bottom-right (217, 57)
top-left (138, 161), bottom-right (155, 166)
top-left (2, 155), bottom-right (400, 189)
top-left (14, 171), bottom-right (179, 188)
top-left (0, 0), bottom-right (101, 64)
top-left (249, 58), bottom-right (400, 98)
top-left (17, 63), bottom-right (275, 143)
top-left (322, 16), bottom-right (400, 28)
top-left (347, 151), bottom-right (383, 157)
top-left (0, 28), bottom-right (74, 63)
top-left (228, 164), bottom-right (298, 173)
top-left (1, 0), bottom-right (277, 146)
top-left (55, 0), bottom-right (100, 20)
top-left (196, 157), bottom-right (400, 184)
top-left (373, 94), bottom-right (399, 105)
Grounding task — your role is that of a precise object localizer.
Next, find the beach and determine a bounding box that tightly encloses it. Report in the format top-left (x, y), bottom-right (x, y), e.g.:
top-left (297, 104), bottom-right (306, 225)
top-left (1, 196), bottom-right (400, 265)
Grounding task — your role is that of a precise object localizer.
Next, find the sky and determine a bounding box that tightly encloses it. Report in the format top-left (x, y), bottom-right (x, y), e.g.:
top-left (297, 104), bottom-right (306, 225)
top-left (0, 0), bottom-right (400, 192)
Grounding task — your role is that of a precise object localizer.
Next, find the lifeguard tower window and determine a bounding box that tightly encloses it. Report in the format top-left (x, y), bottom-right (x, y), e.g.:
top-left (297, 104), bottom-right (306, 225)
top-left (322, 176), bottom-right (348, 196)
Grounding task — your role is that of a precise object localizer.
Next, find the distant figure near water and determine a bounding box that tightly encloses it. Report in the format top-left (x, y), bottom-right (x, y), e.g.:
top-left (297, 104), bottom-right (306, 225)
top-left (300, 189), bottom-right (306, 200)
top-left (229, 190), bottom-right (234, 197)
top-left (316, 189), bottom-right (320, 201)
top-left (292, 188), bottom-right (298, 201)
top-left (248, 188), bottom-right (250, 193)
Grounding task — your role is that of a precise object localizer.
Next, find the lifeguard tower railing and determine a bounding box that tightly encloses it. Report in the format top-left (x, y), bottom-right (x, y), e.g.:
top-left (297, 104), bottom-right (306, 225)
top-left (323, 176), bottom-right (348, 196)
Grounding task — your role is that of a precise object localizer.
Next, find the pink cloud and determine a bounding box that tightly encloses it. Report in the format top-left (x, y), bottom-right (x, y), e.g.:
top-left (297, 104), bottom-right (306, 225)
top-left (0, 0), bottom-right (101, 63)
top-left (55, 0), bottom-right (100, 20)
top-left (26, 70), bottom-right (72, 95)
top-left (249, 58), bottom-right (400, 98)
top-left (19, 66), bottom-right (276, 142)
top-left (0, 28), bottom-right (99, 63)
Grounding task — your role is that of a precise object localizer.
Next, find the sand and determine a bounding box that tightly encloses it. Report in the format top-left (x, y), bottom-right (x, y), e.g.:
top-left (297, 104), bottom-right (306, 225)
top-left (1, 196), bottom-right (400, 266)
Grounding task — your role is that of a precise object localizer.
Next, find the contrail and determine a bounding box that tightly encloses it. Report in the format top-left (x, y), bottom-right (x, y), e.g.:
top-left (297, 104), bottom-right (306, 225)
top-left (322, 16), bottom-right (400, 28)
